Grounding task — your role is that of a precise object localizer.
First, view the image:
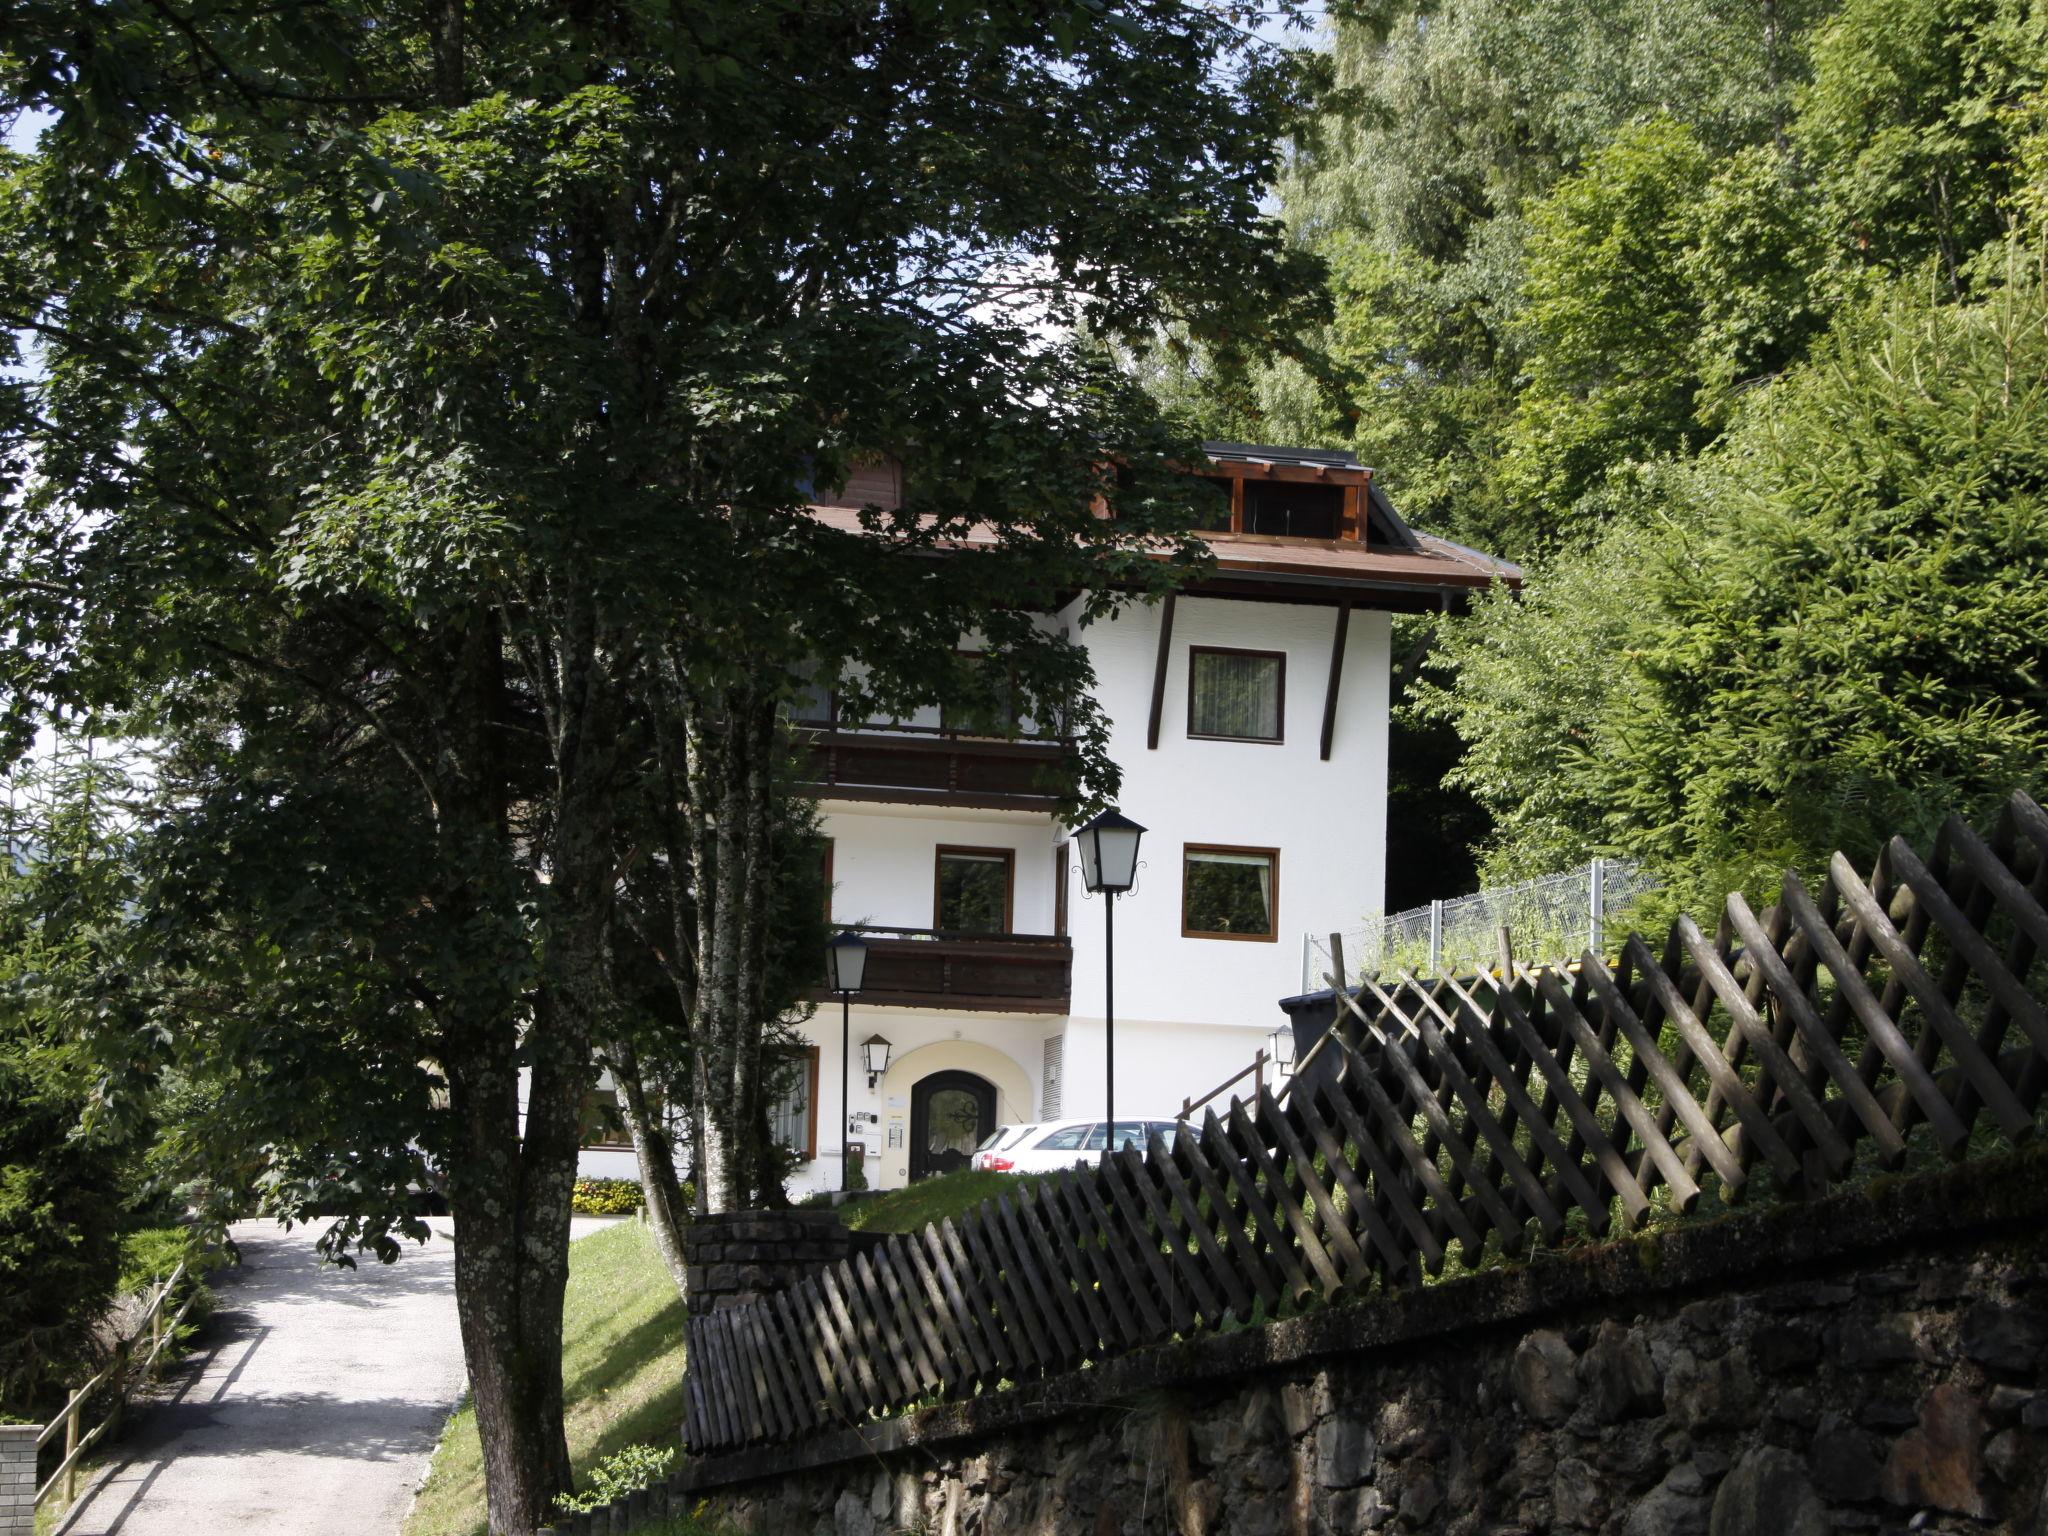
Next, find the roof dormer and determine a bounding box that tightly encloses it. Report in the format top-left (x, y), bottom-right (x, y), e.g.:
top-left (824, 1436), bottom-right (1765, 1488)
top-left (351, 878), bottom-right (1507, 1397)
top-left (1187, 442), bottom-right (1416, 550)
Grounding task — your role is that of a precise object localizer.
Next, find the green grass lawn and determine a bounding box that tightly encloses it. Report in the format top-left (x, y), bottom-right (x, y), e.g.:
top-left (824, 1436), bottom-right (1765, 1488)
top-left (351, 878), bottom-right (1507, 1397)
top-left (404, 1220), bottom-right (689, 1536)
top-left (839, 1169), bottom-right (1043, 1233)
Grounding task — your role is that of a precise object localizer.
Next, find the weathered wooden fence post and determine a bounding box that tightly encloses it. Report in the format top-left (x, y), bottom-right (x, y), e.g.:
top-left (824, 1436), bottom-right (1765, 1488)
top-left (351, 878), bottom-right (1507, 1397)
top-left (62, 1386), bottom-right (81, 1503)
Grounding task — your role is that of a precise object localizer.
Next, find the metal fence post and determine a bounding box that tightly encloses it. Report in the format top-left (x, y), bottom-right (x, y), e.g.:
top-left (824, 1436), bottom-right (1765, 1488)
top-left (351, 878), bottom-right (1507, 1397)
top-left (1427, 900), bottom-right (1443, 977)
top-left (1589, 857), bottom-right (1605, 959)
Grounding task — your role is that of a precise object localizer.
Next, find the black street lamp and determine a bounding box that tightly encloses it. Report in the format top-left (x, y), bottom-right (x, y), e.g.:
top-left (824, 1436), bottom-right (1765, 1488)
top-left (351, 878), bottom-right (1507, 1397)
top-left (1075, 809), bottom-right (1145, 1138)
top-left (825, 930), bottom-right (870, 1193)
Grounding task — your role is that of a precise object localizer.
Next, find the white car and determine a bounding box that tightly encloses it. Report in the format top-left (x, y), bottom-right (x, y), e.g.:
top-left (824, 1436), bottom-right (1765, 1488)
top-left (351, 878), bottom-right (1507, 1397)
top-left (972, 1118), bottom-right (1182, 1175)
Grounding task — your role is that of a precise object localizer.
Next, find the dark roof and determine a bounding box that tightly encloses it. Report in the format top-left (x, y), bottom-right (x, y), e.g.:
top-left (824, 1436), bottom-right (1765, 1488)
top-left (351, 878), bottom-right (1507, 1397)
top-left (1201, 441), bottom-right (1364, 472)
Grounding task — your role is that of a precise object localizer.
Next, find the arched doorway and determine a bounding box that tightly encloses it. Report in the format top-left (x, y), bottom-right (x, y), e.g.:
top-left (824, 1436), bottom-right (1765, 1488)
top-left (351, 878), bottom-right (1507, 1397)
top-left (909, 1070), bottom-right (996, 1182)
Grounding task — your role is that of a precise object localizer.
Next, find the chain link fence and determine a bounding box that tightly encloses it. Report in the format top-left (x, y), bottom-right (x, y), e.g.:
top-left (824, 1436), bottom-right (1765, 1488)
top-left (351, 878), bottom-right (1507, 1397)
top-left (1302, 858), bottom-right (1658, 992)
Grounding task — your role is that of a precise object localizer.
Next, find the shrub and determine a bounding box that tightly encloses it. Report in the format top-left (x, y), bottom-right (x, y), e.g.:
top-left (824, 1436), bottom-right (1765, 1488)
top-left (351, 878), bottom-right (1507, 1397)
top-left (571, 1178), bottom-right (644, 1216)
top-left (554, 1442), bottom-right (677, 1515)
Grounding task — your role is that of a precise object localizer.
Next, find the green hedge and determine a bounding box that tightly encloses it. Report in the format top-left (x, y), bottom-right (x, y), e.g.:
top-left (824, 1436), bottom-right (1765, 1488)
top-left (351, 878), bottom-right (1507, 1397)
top-left (571, 1178), bottom-right (644, 1216)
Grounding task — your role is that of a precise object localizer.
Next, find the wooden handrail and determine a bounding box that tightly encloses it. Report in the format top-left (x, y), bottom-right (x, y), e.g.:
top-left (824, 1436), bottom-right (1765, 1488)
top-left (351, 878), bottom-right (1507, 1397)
top-left (36, 1257), bottom-right (191, 1509)
top-left (1177, 1049), bottom-right (1267, 1122)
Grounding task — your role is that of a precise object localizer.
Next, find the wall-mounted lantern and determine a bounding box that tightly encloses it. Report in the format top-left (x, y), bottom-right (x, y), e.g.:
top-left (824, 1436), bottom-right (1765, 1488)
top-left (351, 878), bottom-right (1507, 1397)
top-left (862, 1034), bottom-right (892, 1089)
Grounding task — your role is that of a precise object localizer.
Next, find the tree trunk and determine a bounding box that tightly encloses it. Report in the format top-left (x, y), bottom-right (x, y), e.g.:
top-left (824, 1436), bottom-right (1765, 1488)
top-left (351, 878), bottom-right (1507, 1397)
top-left (605, 1036), bottom-right (692, 1295)
top-left (426, 616), bottom-right (575, 1534)
top-left (443, 1027), bottom-right (576, 1536)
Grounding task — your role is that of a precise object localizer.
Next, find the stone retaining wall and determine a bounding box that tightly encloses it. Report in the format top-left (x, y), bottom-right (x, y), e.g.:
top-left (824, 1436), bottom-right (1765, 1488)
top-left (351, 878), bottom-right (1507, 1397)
top-left (0, 1424), bottom-right (35, 1536)
top-left (571, 1151), bottom-right (2048, 1535)
top-left (679, 1210), bottom-right (853, 1315)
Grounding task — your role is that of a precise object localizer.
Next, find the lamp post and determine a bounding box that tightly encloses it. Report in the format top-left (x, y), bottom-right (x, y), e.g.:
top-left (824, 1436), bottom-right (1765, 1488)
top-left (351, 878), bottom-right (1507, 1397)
top-left (825, 930), bottom-right (869, 1193)
top-left (1075, 809), bottom-right (1145, 1140)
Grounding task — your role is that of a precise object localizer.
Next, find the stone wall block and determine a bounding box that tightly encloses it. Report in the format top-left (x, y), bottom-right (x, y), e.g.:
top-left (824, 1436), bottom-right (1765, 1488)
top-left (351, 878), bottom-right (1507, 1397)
top-left (0, 1425), bottom-right (35, 1536)
top-left (1881, 1382), bottom-right (1992, 1519)
top-left (1710, 1446), bottom-right (1827, 1536)
top-left (1313, 1416), bottom-right (1375, 1488)
top-left (1664, 1348), bottom-right (1757, 1431)
top-left (1961, 1301), bottom-right (2048, 1374)
top-left (1510, 1329), bottom-right (1580, 1425)
top-left (1581, 1318), bottom-right (1661, 1422)
top-left (1807, 1411), bottom-right (1883, 1502)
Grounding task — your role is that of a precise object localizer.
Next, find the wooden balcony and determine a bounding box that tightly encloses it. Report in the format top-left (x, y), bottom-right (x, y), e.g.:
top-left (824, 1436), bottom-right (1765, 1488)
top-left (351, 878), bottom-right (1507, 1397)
top-left (812, 926), bottom-right (1072, 1014)
top-left (794, 723), bottom-right (1076, 811)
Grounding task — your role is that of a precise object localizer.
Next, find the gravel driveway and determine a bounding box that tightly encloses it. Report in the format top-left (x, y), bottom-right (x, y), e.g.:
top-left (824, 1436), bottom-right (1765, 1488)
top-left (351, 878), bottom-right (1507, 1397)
top-left (53, 1218), bottom-right (468, 1536)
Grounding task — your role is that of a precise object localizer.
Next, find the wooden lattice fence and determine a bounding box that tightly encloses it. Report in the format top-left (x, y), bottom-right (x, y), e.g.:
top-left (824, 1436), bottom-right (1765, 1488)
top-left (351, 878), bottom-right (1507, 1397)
top-left (682, 791), bottom-right (2048, 1454)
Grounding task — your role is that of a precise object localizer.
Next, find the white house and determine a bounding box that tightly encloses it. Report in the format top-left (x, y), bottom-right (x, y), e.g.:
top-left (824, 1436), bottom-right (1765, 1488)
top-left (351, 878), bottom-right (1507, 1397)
top-left (635, 441), bottom-right (1517, 1197)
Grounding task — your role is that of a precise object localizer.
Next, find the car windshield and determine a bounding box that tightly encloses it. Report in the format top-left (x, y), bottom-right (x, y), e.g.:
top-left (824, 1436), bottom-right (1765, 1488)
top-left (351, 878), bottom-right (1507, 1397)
top-left (975, 1127), bottom-right (1013, 1153)
top-left (1035, 1124), bottom-right (1092, 1151)
top-left (1082, 1121), bottom-right (1148, 1151)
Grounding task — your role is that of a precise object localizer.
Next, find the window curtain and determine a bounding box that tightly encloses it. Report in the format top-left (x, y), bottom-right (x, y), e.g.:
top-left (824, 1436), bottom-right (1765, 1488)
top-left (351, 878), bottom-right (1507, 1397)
top-left (1192, 652), bottom-right (1281, 738)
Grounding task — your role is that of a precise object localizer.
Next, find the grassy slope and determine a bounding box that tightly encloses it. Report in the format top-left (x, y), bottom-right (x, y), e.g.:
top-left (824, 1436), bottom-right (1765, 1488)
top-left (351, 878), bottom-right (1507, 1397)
top-left (839, 1169), bottom-right (1042, 1233)
top-left (404, 1220), bottom-right (688, 1536)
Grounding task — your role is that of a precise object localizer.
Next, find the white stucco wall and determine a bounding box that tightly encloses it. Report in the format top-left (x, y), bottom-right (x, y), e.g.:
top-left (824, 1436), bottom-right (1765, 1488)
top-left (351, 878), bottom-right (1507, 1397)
top-left (822, 804), bottom-right (1061, 935)
top-left (1060, 593), bottom-right (1389, 1053)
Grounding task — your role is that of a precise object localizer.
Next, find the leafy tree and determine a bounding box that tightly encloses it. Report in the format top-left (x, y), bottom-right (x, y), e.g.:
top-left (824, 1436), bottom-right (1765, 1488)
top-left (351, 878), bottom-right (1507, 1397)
top-left (1414, 496), bottom-right (1687, 882)
top-left (1601, 260), bottom-right (2048, 908)
top-left (1797, 0), bottom-right (2048, 285)
top-left (1, 3), bottom-right (1326, 1526)
top-left (1502, 117), bottom-right (1719, 528)
top-left (0, 739), bottom-right (143, 1418)
top-left (1431, 255), bottom-right (2048, 908)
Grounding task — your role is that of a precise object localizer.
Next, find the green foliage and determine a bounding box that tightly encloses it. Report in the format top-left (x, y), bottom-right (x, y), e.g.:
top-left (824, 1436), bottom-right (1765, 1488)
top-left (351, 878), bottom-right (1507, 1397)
top-left (1797, 0), bottom-right (2048, 282)
top-left (1416, 501), bottom-right (1692, 883)
top-left (0, 741), bottom-right (147, 1419)
top-left (1504, 117), bottom-right (1719, 524)
top-left (1433, 257), bottom-right (2048, 909)
top-left (115, 1226), bottom-right (208, 1295)
top-left (553, 1443), bottom-right (677, 1516)
top-left (1603, 263), bottom-right (2048, 908)
top-left (571, 1179), bottom-right (647, 1218)
top-left (1149, 0), bottom-right (2048, 906)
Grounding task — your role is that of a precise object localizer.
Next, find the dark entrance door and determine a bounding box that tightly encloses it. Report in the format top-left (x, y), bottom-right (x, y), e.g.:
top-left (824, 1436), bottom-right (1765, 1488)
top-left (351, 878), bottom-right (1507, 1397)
top-left (909, 1070), bottom-right (996, 1181)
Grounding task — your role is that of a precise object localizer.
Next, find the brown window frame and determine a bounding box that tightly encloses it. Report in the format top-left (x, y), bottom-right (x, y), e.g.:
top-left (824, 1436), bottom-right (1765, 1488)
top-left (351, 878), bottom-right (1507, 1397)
top-left (933, 845), bottom-right (1016, 934)
top-left (1186, 646), bottom-right (1287, 745)
top-left (1181, 843), bottom-right (1282, 944)
top-left (579, 1085), bottom-right (637, 1151)
top-left (771, 1045), bottom-right (821, 1161)
top-left (821, 837), bottom-right (835, 923)
top-left (1053, 841), bottom-right (1070, 938)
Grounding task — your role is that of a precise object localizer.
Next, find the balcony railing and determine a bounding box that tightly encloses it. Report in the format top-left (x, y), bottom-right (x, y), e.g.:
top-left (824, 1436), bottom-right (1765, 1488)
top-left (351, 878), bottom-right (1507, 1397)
top-left (793, 722), bottom-right (1076, 811)
top-left (812, 925), bottom-right (1072, 1014)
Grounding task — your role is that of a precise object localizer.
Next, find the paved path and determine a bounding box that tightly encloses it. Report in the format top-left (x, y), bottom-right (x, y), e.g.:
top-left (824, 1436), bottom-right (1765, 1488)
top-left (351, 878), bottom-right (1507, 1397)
top-left (55, 1218), bottom-right (468, 1536)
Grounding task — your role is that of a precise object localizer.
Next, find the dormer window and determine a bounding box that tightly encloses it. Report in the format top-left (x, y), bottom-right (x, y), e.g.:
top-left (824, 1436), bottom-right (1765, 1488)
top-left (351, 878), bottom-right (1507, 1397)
top-left (811, 454), bottom-right (904, 511)
top-left (1181, 442), bottom-right (1395, 545)
top-left (1243, 480), bottom-right (1343, 540)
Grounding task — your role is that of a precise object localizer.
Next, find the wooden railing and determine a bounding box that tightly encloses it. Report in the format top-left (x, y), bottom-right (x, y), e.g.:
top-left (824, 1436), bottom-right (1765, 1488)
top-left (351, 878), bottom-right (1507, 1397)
top-left (811, 926), bottom-right (1071, 1014)
top-left (1176, 1048), bottom-right (1270, 1122)
top-left (794, 722), bottom-right (1076, 810)
top-left (683, 789), bottom-right (2048, 1455)
top-left (36, 1260), bottom-right (198, 1514)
